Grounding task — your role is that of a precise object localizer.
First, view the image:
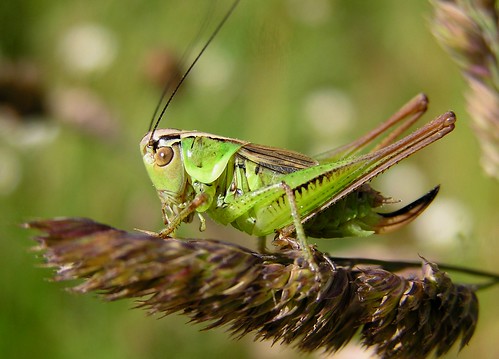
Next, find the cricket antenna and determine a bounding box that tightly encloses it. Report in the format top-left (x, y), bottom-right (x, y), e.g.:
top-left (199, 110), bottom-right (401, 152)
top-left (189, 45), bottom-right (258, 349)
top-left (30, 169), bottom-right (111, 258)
top-left (148, 0), bottom-right (241, 145)
top-left (146, 5), bottom-right (217, 133)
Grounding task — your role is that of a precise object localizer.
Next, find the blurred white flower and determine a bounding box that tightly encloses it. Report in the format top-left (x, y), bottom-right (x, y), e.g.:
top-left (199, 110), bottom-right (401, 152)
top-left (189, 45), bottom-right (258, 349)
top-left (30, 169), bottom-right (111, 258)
top-left (0, 149), bottom-right (21, 195)
top-left (58, 23), bottom-right (117, 74)
top-left (304, 88), bottom-right (356, 153)
top-left (49, 87), bottom-right (119, 139)
top-left (190, 46), bottom-right (234, 91)
top-left (0, 116), bottom-right (59, 148)
top-left (286, 0), bottom-right (332, 25)
top-left (374, 163), bottom-right (429, 203)
top-left (412, 197), bottom-right (473, 247)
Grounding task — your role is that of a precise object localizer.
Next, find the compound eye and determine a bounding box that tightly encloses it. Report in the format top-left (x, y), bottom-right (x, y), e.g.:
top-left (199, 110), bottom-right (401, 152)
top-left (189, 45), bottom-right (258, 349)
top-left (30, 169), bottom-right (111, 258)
top-left (155, 147), bottom-right (174, 167)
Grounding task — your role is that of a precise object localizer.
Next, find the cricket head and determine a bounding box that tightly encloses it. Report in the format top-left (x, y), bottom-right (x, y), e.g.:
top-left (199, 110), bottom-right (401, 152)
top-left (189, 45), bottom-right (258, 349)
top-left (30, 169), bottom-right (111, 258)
top-left (141, 129), bottom-right (189, 207)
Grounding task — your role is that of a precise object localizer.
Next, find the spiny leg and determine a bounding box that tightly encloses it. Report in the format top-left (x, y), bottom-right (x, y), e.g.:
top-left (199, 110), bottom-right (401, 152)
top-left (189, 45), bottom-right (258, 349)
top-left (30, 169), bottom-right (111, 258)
top-left (159, 193), bottom-right (209, 238)
top-left (315, 93), bottom-right (429, 161)
top-left (280, 181), bottom-right (318, 272)
top-left (298, 111), bottom-right (456, 227)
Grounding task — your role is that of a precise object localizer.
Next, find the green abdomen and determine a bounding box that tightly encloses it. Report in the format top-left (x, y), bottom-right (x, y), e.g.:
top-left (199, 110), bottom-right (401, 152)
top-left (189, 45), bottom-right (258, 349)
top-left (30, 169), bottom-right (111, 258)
top-left (209, 156), bottom-right (385, 238)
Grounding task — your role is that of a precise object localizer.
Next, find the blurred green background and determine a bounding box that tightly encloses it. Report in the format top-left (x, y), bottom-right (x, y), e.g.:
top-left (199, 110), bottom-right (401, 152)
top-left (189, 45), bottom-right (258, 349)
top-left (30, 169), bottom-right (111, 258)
top-left (1, 0), bottom-right (498, 358)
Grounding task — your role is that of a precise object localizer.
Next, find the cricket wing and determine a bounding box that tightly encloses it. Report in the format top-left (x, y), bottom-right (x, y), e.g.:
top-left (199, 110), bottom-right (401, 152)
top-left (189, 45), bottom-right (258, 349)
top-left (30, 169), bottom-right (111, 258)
top-left (238, 143), bottom-right (318, 174)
